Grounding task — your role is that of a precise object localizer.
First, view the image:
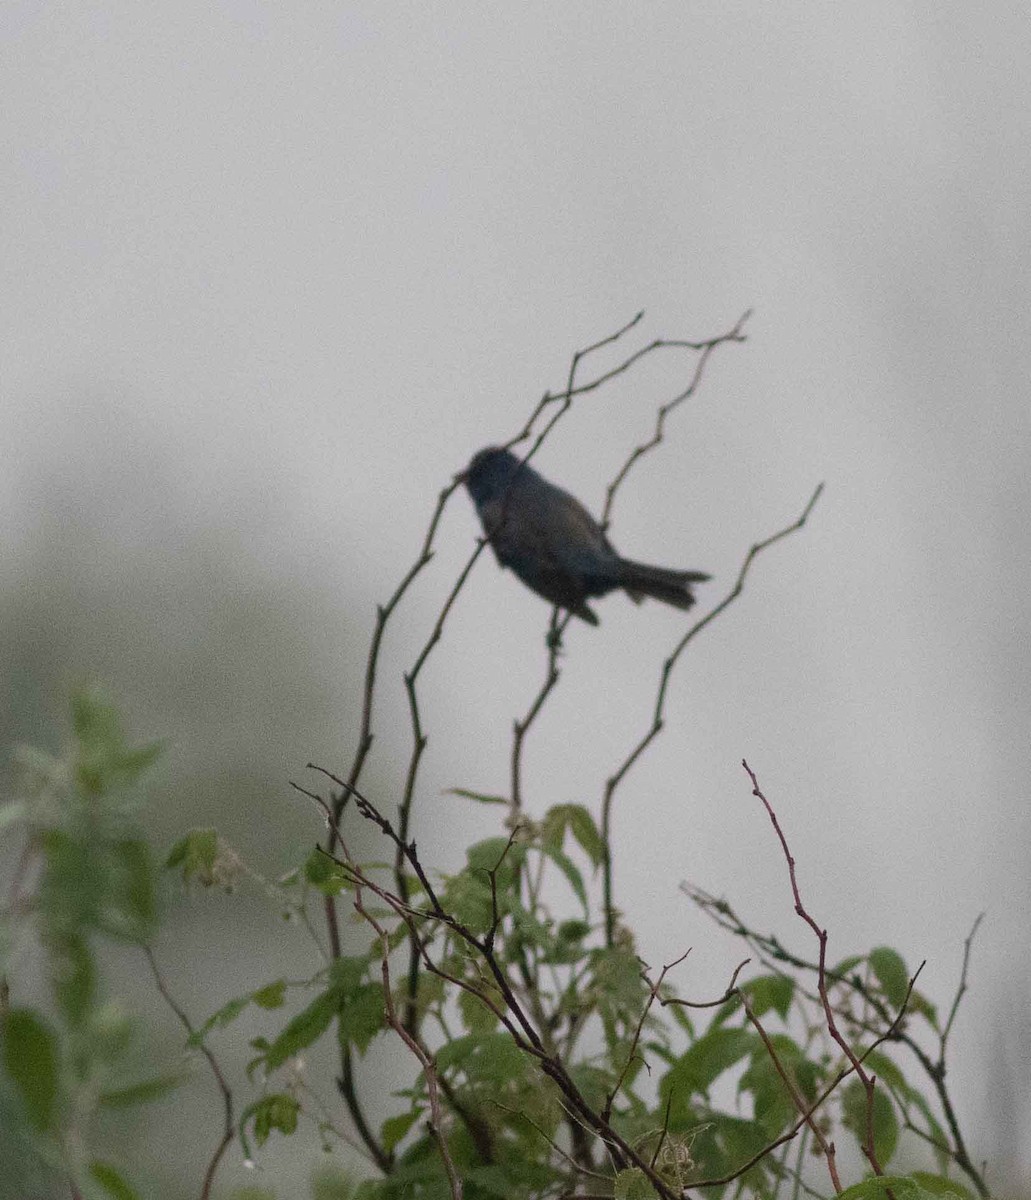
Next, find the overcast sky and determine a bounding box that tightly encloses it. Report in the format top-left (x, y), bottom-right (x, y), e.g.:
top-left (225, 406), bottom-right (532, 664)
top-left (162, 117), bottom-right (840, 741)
top-left (3, 3), bottom-right (1029, 1194)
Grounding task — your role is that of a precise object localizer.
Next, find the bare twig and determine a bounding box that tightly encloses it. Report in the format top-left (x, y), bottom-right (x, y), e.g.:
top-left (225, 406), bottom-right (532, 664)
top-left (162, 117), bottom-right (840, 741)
top-left (743, 760), bottom-right (890, 1183)
top-left (143, 946), bottom-right (233, 1200)
top-left (689, 964), bottom-right (921, 1191)
top-left (599, 309), bottom-right (752, 529)
top-left (681, 882), bottom-right (990, 1198)
top-left (736, 987), bottom-right (842, 1191)
top-left (360, 892), bottom-right (464, 1199)
top-left (509, 311), bottom-right (751, 816)
top-left (602, 483), bottom-right (824, 944)
top-left (941, 912), bottom-right (984, 1062)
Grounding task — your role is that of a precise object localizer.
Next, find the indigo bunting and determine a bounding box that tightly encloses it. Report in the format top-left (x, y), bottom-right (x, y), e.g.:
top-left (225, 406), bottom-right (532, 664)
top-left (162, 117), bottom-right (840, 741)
top-left (462, 446), bottom-right (710, 625)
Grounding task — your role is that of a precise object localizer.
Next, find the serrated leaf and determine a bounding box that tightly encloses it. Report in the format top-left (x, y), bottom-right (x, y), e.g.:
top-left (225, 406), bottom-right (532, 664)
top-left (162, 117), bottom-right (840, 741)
top-left (381, 1108), bottom-right (421, 1153)
top-left (909, 1172), bottom-right (974, 1200)
top-left (466, 836), bottom-right (525, 874)
top-left (541, 844), bottom-right (588, 915)
top-left (842, 1078), bottom-right (899, 1166)
top-left (304, 848), bottom-right (352, 896)
top-left (869, 946), bottom-right (910, 1007)
top-left (458, 986), bottom-right (499, 1033)
top-left (264, 988), bottom-right (341, 1070)
top-left (2, 1008), bottom-right (58, 1131)
top-left (241, 1092), bottom-right (300, 1147)
top-left (329, 955), bottom-right (371, 994)
top-left (659, 1028), bottom-right (755, 1117)
top-left (742, 974), bottom-right (794, 1020)
top-left (862, 1048), bottom-right (912, 1097)
top-left (838, 1177), bottom-right (928, 1200)
top-left (541, 804), bottom-right (604, 867)
top-left (337, 984), bottom-right (385, 1054)
top-left (88, 1161), bottom-right (141, 1200)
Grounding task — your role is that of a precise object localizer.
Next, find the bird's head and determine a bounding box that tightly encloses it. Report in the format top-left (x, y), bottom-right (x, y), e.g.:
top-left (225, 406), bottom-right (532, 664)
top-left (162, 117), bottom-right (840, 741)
top-left (459, 445), bottom-right (522, 506)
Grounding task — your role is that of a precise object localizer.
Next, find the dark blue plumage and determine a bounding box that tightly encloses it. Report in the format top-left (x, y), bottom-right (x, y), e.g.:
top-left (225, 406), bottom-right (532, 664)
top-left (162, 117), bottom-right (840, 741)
top-left (463, 446), bottom-right (710, 625)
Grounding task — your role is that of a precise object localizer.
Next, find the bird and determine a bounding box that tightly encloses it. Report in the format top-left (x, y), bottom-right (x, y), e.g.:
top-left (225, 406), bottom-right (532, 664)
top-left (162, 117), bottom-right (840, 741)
top-left (461, 445), bottom-right (710, 625)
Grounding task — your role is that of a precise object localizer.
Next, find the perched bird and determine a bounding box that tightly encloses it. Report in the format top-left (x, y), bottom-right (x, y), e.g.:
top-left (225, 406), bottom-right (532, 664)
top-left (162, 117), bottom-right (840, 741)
top-left (462, 445), bottom-right (710, 625)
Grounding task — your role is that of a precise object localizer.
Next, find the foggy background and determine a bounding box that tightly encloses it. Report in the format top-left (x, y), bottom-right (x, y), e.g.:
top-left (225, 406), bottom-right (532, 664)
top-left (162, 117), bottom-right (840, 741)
top-left (3, 2), bottom-right (1029, 1195)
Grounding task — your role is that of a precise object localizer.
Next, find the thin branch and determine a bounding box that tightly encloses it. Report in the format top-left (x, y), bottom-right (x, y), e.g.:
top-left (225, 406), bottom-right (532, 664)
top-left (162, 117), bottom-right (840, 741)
top-left (743, 760), bottom-right (888, 1183)
top-left (940, 912), bottom-right (984, 1062)
top-left (658, 956), bottom-right (751, 1011)
top-left (509, 311), bottom-right (751, 816)
top-left (602, 483), bottom-right (824, 944)
top-left (689, 964), bottom-right (920, 1191)
top-left (360, 895), bottom-right (464, 1199)
top-left (681, 882), bottom-right (989, 1198)
top-left (143, 946), bottom-right (233, 1200)
top-left (599, 309), bottom-right (752, 529)
top-left (736, 987), bottom-right (842, 1192)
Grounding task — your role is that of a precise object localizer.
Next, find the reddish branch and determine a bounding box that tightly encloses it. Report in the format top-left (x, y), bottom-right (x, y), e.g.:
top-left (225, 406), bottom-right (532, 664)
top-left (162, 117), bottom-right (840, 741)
top-left (742, 759), bottom-right (893, 1187)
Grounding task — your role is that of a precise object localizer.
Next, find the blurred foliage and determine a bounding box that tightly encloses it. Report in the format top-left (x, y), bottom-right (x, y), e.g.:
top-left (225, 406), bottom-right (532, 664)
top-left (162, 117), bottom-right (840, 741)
top-left (1, 697), bottom-right (986, 1200)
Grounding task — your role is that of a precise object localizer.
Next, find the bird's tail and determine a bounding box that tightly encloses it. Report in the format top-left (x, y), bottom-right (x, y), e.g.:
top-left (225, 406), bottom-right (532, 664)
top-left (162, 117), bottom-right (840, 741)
top-left (616, 559), bottom-right (711, 611)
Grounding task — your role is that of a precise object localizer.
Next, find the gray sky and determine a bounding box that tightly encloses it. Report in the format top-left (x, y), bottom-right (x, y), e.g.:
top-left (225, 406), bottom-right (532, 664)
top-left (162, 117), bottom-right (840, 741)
top-left (3, 2), bottom-right (1029, 1193)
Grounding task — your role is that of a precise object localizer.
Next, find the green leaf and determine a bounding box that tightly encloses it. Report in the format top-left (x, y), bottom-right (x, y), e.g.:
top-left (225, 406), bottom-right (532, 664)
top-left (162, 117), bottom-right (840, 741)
top-left (104, 838), bottom-right (156, 939)
top-left (52, 934), bottom-right (96, 1025)
top-left (862, 1048), bottom-right (912, 1097)
top-left (165, 828), bottom-right (218, 883)
top-left (2, 1008), bottom-right (58, 1131)
top-left (542, 804), bottom-right (605, 867)
top-left (188, 994), bottom-right (252, 1046)
top-left (466, 836), bottom-right (526, 874)
top-left (304, 848), bottom-right (352, 896)
top-left (71, 692), bottom-right (162, 794)
top-left (842, 1079), bottom-right (899, 1166)
top-left (440, 871), bottom-right (494, 932)
top-left (242, 1092), bottom-right (301, 1147)
top-left (329, 955), bottom-right (371, 994)
top-left (614, 1168), bottom-right (654, 1199)
top-left (830, 954), bottom-right (866, 979)
top-left (838, 1177), bottom-right (928, 1200)
top-left (99, 1072), bottom-right (185, 1107)
top-left (660, 1028), bottom-right (754, 1119)
top-left (447, 787), bottom-right (509, 805)
top-left (742, 974), bottom-right (794, 1020)
top-left (435, 1032), bottom-right (481, 1071)
top-left (381, 1108), bottom-right (421, 1153)
top-left (337, 984), bottom-right (385, 1055)
top-left (540, 844), bottom-right (588, 915)
top-left (264, 988), bottom-right (341, 1071)
top-left (253, 979), bottom-right (287, 1010)
top-left (739, 1034), bottom-right (820, 1138)
top-left (869, 946), bottom-right (910, 1007)
top-left (88, 1161), bottom-right (141, 1200)
top-left (909, 1172), bottom-right (974, 1200)
top-left (458, 986), bottom-right (499, 1033)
